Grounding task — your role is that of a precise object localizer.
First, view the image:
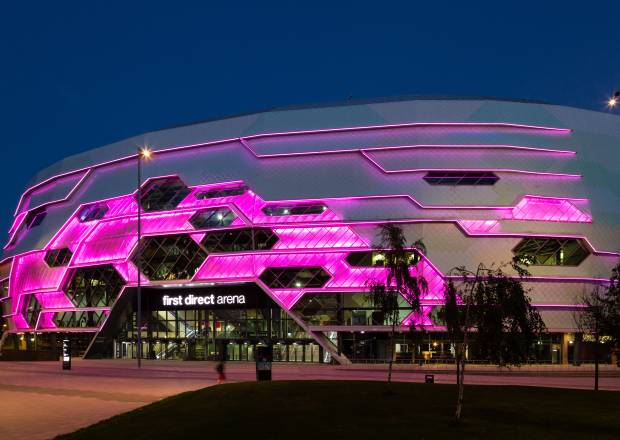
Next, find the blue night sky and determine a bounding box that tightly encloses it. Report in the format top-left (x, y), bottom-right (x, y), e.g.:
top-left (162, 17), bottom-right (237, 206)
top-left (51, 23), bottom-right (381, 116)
top-left (0, 1), bottom-right (619, 236)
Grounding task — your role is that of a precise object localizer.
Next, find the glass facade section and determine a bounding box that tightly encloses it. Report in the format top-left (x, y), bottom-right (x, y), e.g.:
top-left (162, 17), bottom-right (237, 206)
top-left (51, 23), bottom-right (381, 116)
top-left (345, 250), bottom-right (420, 267)
top-left (189, 207), bottom-right (236, 230)
top-left (77, 202), bottom-right (109, 222)
top-left (262, 203), bottom-right (327, 216)
top-left (64, 265), bottom-right (125, 307)
top-left (293, 292), bottom-right (412, 326)
top-left (44, 247), bottom-right (73, 267)
top-left (260, 267), bottom-right (331, 288)
top-left (25, 207), bottom-right (47, 229)
top-left (423, 171), bottom-right (499, 185)
top-left (201, 228), bottom-right (278, 252)
top-left (138, 177), bottom-right (191, 212)
top-left (134, 234), bottom-right (207, 281)
top-left (513, 237), bottom-right (590, 266)
top-left (23, 294), bottom-right (41, 328)
top-left (53, 310), bottom-right (106, 328)
top-left (194, 185), bottom-right (247, 199)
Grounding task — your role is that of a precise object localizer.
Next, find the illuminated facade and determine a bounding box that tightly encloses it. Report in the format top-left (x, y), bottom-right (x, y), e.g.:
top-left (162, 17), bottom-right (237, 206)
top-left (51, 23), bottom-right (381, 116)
top-left (1, 97), bottom-right (620, 364)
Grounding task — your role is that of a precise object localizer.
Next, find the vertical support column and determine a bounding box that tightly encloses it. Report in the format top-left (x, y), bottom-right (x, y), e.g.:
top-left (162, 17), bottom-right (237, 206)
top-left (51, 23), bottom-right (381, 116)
top-left (562, 333), bottom-right (571, 365)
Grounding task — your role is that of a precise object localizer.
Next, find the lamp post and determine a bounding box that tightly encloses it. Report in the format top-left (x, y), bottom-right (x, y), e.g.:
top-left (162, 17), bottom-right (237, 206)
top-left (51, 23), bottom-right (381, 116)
top-left (607, 91), bottom-right (619, 110)
top-left (136, 147), bottom-right (151, 368)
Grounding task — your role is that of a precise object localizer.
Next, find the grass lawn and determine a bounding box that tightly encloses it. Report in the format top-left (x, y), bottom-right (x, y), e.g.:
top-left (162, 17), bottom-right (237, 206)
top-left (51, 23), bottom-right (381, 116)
top-left (57, 381), bottom-right (620, 440)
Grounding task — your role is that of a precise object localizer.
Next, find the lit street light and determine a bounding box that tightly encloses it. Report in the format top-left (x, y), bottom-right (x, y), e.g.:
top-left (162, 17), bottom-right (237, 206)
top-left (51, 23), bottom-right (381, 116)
top-left (608, 91), bottom-right (620, 109)
top-left (136, 147), bottom-right (152, 368)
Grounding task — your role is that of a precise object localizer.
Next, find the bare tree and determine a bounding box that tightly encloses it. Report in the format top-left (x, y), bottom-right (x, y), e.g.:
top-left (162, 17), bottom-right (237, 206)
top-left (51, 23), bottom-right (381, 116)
top-left (575, 262), bottom-right (620, 390)
top-left (366, 224), bottom-right (427, 383)
top-left (443, 261), bottom-right (546, 422)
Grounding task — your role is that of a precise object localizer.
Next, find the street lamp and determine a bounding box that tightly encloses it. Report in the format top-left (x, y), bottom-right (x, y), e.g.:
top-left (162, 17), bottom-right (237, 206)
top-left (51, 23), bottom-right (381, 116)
top-left (607, 91), bottom-right (620, 109)
top-left (136, 147), bottom-right (152, 368)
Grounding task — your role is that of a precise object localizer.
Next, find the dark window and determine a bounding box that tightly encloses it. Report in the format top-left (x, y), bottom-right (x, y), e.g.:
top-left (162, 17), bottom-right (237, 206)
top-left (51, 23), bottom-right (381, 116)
top-left (345, 250), bottom-right (420, 267)
top-left (64, 265), bottom-right (126, 307)
top-left (201, 228), bottom-right (278, 252)
top-left (423, 171), bottom-right (499, 185)
top-left (0, 278), bottom-right (9, 299)
top-left (53, 311), bottom-right (106, 328)
top-left (25, 207), bottom-right (47, 229)
top-left (194, 185), bottom-right (247, 199)
top-left (262, 203), bottom-right (327, 216)
top-left (77, 202), bottom-right (109, 222)
top-left (260, 267), bottom-right (331, 288)
top-left (133, 234), bottom-right (207, 281)
top-left (44, 248), bottom-right (73, 267)
top-left (189, 208), bottom-right (237, 229)
top-left (138, 177), bottom-right (191, 212)
top-left (23, 294), bottom-right (41, 328)
top-left (513, 237), bottom-right (590, 266)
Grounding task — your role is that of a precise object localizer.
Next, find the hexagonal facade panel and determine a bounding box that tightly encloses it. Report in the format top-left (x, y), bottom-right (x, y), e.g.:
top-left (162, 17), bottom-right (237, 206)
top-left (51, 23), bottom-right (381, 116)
top-left (201, 227), bottom-right (278, 252)
top-left (44, 247), bottom-right (73, 267)
top-left (513, 237), bottom-right (590, 266)
top-left (133, 234), bottom-right (207, 281)
top-left (260, 267), bottom-right (331, 288)
top-left (138, 176), bottom-right (191, 212)
top-left (64, 265), bottom-right (126, 307)
top-left (189, 207), bottom-right (237, 229)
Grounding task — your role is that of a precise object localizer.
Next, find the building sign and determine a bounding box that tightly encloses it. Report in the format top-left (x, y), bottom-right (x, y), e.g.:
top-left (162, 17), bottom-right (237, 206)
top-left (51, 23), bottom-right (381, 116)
top-left (130, 283), bottom-right (275, 311)
top-left (62, 339), bottom-right (71, 370)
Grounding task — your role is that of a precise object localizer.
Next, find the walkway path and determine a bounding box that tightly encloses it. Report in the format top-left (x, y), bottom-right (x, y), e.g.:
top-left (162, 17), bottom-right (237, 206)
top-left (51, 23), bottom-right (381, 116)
top-left (1, 360), bottom-right (619, 440)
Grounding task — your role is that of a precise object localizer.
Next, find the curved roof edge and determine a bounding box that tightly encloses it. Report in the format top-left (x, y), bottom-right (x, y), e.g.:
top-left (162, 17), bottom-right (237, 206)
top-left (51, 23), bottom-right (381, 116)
top-left (25, 96), bottom-right (620, 189)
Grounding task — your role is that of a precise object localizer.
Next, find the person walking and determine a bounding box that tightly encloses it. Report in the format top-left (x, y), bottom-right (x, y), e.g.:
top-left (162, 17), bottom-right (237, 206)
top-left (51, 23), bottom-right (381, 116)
top-left (215, 360), bottom-right (226, 385)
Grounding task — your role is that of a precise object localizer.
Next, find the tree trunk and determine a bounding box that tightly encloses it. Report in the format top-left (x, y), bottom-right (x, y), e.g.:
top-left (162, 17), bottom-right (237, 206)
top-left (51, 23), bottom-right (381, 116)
top-left (388, 321), bottom-right (395, 383)
top-left (595, 332), bottom-right (600, 391)
top-left (455, 343), bottom-right (466, 422)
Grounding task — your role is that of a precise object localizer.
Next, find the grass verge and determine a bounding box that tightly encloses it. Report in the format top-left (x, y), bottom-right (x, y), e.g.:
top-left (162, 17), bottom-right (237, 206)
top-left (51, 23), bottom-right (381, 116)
top-left (56, 381), bottom-right (620, 440)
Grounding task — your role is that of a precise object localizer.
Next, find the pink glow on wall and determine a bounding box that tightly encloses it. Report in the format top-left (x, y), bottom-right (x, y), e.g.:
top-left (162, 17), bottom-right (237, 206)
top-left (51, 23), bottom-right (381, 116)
top-left (9, 252), bottom-right (69, 314)
top-left (272, 227), bottom-right (368, 250)
top-left (48, 217), bottom-right (98, 252)
top-left (72, 211), bottom-right (195, 265)
top-left (458, 220), bottom-right (501, 234)
top-left (402, 306), bottom-right (435, 326)
top-left (35, 291), bottom-right (73, 309)
top-left (193, 255), bottom-right (257, 280)
top-left (113, 261), bottom-right (149, 284)
top-left (508, 196), bottom-right (592, 222)
top-left (270, 290), bottom-right (306, 309)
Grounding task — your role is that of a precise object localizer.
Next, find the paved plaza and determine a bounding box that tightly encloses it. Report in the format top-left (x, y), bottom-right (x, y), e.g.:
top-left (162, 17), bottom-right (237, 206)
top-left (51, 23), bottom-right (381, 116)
top-left (1, 360), bottom-right (619, 440)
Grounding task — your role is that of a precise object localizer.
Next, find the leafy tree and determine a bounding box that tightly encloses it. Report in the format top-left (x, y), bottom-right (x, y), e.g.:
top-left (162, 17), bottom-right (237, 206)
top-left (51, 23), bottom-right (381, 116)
top-left (366, 224), bottom-right (427, 383)
top-left (576, 261), bottom-right (620, 391)
top-left (443, 261), bottom-right (546, 422)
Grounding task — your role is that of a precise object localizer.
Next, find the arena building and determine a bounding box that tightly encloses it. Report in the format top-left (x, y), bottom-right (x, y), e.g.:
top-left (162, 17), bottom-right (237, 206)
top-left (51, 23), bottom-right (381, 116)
top-left (1, 97), bottom-right (619, 364)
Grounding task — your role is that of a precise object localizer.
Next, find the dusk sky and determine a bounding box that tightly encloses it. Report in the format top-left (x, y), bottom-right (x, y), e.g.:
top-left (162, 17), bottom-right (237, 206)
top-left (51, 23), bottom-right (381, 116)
top-left (1, 1), bottom-right (619, 236)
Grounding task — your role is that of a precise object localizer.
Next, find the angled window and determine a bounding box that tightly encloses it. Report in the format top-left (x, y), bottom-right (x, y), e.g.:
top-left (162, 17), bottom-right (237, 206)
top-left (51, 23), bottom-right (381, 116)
top-left (138, 177), bottom-right (191, 212)
top-left (201, 227), bottom-right (278, 252)
top-left (195, 185), bottom-right (247, 199)
top-left (77, 202), bottom-right (109, 222)
top-left (262, 203), bottom-right (327, 216)
top-left (189, 207), bottom-right (237, 229)
top-left (345, 250), bottom-right (420, 267)
top-left (513, 237), bottom-right (590, 266)
top-left (260, 267), bottom-right (331, 288)
top-left (423, 171), bottom-right (499, 185)
top-left (64, 265), bottom-right (126, 307)
top-left (23, 294), bottom-right (41, 328)
top-left (133, 234), bottom-right (207, 281)
top-left (44, 248), bottom-right (73, 267)
top-left (53, 311), bottom-right (106, 328)
top-left (24, 207), bottom-right (47, 229)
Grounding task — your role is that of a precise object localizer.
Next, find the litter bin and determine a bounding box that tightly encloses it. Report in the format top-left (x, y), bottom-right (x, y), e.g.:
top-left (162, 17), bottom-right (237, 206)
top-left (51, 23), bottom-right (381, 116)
top-left (255, 345), bottom-right (273, 381)
top-left (425, 374), bottom-right (434, 384)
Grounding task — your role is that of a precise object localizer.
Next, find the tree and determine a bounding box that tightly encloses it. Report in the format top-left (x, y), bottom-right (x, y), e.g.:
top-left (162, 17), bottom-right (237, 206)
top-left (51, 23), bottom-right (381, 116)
top-left (443, 261), bottom-right (546, 422)
top-left (366, 224), bottom-right (427, 383)
top-left (576, 261), bottom-right (620, 391)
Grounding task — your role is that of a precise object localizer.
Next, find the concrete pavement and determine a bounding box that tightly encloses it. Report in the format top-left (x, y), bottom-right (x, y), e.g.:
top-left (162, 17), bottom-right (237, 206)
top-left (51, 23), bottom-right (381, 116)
top-left (1, 359), bottom-right (619, 440)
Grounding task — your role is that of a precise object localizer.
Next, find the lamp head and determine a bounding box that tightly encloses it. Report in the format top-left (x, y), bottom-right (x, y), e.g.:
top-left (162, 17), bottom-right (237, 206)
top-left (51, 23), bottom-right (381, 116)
top-left (139, 147), bottom-right (152, 159)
